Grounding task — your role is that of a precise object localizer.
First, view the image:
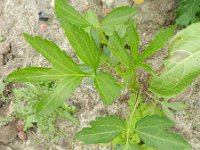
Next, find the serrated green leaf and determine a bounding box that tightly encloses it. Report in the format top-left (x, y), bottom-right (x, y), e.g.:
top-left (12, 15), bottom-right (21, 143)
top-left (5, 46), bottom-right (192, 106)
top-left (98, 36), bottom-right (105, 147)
top-left (149, 23), bottom-right (200, 98)
top-left (110, 32), bottom-right (131, 67)
top-left (36, 76), bottom-right (82, 116)
top-left (115, 144), bottom-right (140, 150)
top-left (55, 0), bottom-right (90, 28)
top-left (176, 0), bottom-right (200, 26)
top-left (163, 102), bottom-right (187, 111)
top-left (136, 115), bottom-right (191, 150)
top-left (23, 33), bottom-right (82, 74)
top-left (75, 115), bottom-right (125, 144)
top-left (61, 22), bottom-right (100, 71)
top-left (94, 73), bottom-right (121, 105)
top-left (56, 108), bottom-right (80, 125)
top-left (7, 67), bottom-right (64, 83)
top-left (140, 26), bottom-right (175, 62)
top-left (101, 6), bottom-right (137, 32)
top-left (128, 21), bottom-right (139, 63)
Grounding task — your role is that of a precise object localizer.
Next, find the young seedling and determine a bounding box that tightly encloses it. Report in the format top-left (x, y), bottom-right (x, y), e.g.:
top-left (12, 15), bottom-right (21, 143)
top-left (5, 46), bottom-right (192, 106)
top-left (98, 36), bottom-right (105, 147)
top-left (6, 0), bottom-right (200, 149)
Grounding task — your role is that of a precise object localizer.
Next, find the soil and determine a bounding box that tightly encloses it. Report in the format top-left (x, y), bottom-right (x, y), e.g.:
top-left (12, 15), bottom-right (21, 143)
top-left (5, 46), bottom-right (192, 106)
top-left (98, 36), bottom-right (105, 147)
top-left (0, 0), bottom-right (199, 150)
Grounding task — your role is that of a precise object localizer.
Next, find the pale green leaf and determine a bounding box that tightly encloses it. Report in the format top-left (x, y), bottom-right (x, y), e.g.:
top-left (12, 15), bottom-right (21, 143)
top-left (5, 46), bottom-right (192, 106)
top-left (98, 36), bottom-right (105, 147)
top-left (110, 32), bottom-right (132, 67)
top-left (55, 0), bottom-right (90, 28)
top-left (176, 0), bottom-right (200, 26)
top-left (94, 73), bottom-right (121, 105)
top-left (161, 103), bottom-right (175, 120)
top-left (136, 115), bottom-right (191, 150)
top-left (36, 76), bottom-right (82, 116)
top-left (115, 144), bottom-right (140, 150)
top-left (75, 115), bottom-right (125, 144)
top-left (56, 108), bottom-right (79, 125)
top-left (61, 22), bottom-right (100, 71)
top-left (23, 33), bottom-right (82, 74)
top-left (101, 6), bottom-right (137, 32)
top-left (128, 21), bottom-right (139, 63)
top-left (83, 10), bottom-right (99, 28)
top-left (163, 102), bottom-right (187, 111)
top-left (149, 23), bottom-right (200, 98)
top-left (140, 26), bottom-right (175, 62)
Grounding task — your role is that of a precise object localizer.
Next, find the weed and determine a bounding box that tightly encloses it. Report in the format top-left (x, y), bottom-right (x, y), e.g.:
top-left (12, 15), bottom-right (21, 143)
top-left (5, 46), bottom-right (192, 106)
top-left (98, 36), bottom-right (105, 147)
top-left (6, 0), bottom-right (200, 149)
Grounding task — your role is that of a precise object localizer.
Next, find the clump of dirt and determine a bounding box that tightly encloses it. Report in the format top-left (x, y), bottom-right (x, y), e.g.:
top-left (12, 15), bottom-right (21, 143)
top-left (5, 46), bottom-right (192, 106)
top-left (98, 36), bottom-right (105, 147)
top-left (0, 0), bottom-right (199, 150)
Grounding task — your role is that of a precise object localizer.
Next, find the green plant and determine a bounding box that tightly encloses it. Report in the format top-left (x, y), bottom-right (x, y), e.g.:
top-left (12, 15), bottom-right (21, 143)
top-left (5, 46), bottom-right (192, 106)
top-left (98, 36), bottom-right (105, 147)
top-left (6, 0), bottom-right (200, 149)
top-left (176, 0), bottom-right (200, 26)
top-left (13, 82), bottom-right (78, 140)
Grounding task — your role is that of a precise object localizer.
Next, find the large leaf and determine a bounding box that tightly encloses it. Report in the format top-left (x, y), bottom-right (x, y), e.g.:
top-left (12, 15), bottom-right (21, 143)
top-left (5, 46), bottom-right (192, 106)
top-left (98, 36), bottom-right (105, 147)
top-left (110, 32), bottom-right (132, 67)
top-left (149, 23), bottom-right (200, 98)
top-left (7, 34), bottom-right (84, 116)
top-left (7, 67), bottom-right (61, 83)
top-left (136, 115), bottom-right (191, 150)
top-left (101, 6), bottom-right (137, 32)
top-left (140, 26), bottom-right (175, 62)
top-left (94, 73), bottom-right (121, 105)
top-left (61, 22), bottom-right (100, 71)
top-left (75, 115), bottom-right (125, 144)
top-left (7, 34), bottom-right (84, 83)
top-left (55, 0), bottom-right (90, 28)
top-left (23, 33), bottom-right (82, 74)
top-left (128, 21), bottom-right (139, 64)
top-left (176, 0), bottom-right (200, 26)
top-left (36, 76), bottom-right (82, 115)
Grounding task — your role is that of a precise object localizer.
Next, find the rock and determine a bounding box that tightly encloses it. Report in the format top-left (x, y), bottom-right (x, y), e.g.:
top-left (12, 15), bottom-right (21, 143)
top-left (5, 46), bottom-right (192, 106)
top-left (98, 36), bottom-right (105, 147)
top-left (38, 11), bottom-right (49, 22)
top-left (0, 145), bottom-right (12, 150)
top-left (0, 42), bottom-right (11, 55)
top-left (0, 124), bottom-right (17, 144)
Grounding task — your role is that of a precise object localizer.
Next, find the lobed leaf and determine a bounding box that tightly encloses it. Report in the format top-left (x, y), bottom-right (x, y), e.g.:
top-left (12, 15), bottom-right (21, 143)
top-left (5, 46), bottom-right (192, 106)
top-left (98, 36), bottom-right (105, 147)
top-left (94, 73), bottom-right (121, 105)
top-left (101, 6), bottom-right (137, 32)
top-left (136, 115), bottom-right (191, 150)
top-left (36, 76), bottom-right (82, 116)
top-left (55, 0), bottom-right (90, 28)
top-left (149, 23), bottom-right (200, 98)
top-left (140, 26), bottom-right (175, 62)
top-left (61, 22), bottom-right (100, 71)
top-left (75, 115), bottom-right (125, 144)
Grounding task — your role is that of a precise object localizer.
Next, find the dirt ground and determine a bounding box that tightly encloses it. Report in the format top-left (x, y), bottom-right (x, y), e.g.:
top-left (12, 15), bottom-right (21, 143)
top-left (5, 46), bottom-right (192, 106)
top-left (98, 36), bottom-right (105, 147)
top-left (0, 0), bottom-right (199, 150)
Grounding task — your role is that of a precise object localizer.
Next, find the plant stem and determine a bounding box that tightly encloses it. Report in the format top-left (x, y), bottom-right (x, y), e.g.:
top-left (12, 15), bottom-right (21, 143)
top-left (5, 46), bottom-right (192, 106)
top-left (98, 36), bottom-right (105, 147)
top-left (126, 90), bottom-right (141, 144)
top-left (144, 91), bottom-right (161, 104)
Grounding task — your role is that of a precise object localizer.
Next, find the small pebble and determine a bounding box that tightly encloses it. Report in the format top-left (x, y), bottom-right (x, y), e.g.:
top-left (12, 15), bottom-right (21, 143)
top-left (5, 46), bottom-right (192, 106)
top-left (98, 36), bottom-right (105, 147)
top-left (40, 22), bottom-right (48, 32)
top-left (38, 11), bottom-right (49, 22)
top-left (0, 42), bottom-right (11, 54)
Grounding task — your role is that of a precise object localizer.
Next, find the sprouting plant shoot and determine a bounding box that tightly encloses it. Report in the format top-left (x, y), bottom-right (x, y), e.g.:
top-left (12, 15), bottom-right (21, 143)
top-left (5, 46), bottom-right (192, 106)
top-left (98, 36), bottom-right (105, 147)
top-left (6, 0), bottom-right (200, 149)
